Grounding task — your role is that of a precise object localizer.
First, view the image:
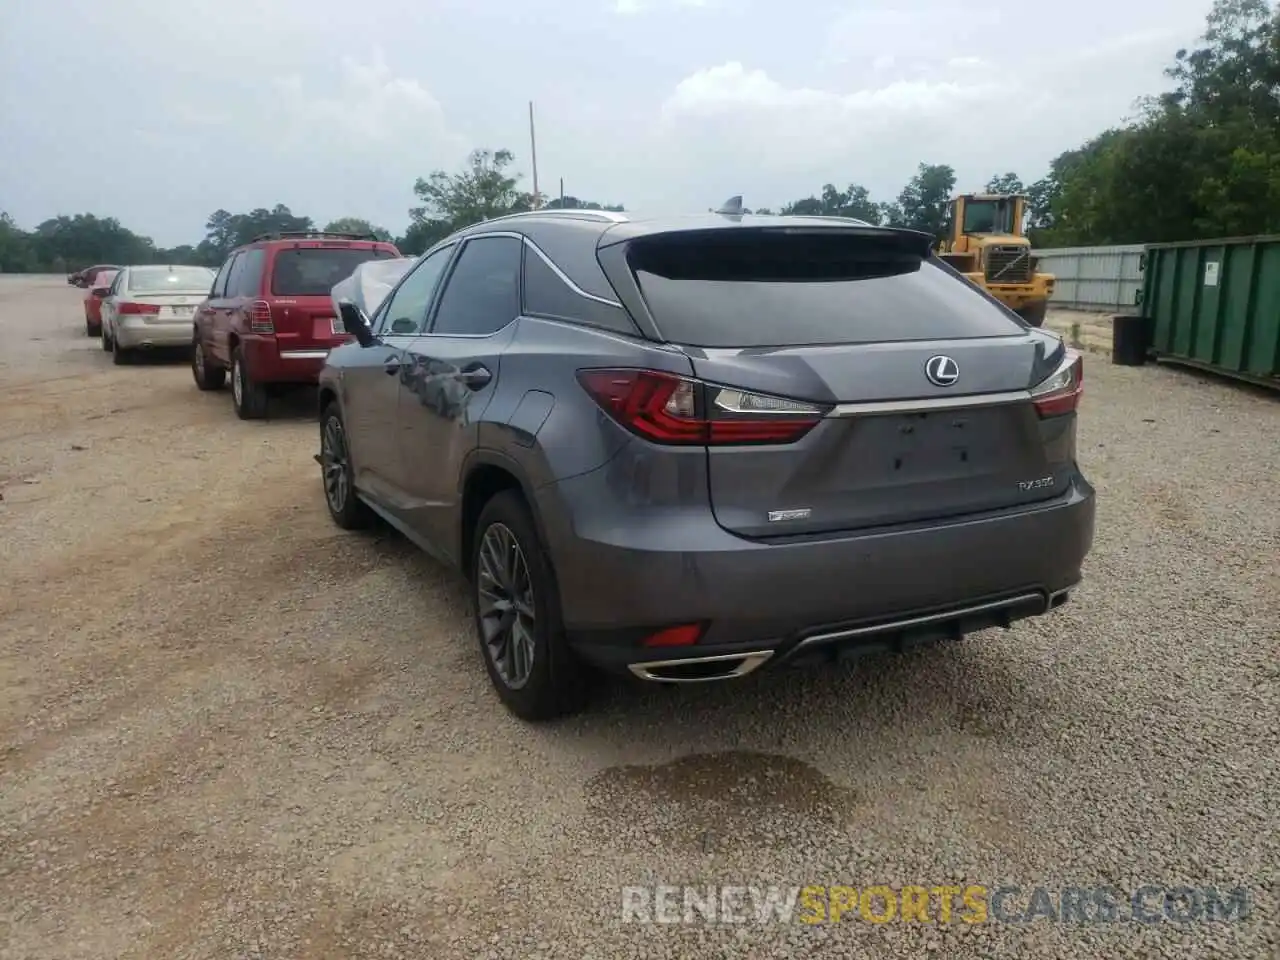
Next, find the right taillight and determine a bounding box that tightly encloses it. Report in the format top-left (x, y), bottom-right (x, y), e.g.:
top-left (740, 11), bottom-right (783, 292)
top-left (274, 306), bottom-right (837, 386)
top-left (1030, 350), bottom-right (1083, 417)
top-left (249, 300), bottom-right (274, 334)
top-left (576, 368), bottom-right (828, 445)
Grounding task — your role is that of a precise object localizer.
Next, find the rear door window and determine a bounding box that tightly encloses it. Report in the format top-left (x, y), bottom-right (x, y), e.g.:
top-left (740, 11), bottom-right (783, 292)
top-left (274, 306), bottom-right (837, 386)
top-left (270, 246), bottom-right (397, 296)
top-left (228, 249), bottom-right (265, 298)
top-left (429, 236), bottom-right (522, 336)
top-left (628, 231), bottom-right (1025, 347)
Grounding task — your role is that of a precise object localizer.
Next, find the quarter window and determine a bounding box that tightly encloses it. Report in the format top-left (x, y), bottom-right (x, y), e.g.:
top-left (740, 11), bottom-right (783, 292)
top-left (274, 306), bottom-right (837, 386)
top-left (211, 255), bottom-right (237, 298)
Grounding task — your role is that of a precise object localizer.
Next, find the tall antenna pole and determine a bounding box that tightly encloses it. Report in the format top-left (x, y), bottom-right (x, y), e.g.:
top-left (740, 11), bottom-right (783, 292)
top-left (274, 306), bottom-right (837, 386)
top-left (528, 101), bottom-right (540, 210)
top-left (559, 177), bottom-right (564, 206)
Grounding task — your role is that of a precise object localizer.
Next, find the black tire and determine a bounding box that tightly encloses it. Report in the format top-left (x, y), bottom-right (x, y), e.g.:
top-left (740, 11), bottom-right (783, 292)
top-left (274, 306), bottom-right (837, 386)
top-left (100, 323), bottom-right (111, 352)
top-left (191, 337), bottom-right (226, 391)
top-left (111, 334), bottom-right (132, 365)
top-left (231, 344), bottom-right (268, 420)
top-left (1018, 300), bottom-right (1048, 328)
top-left (319, 403), bottom-right (373, 530)
top-left (470, 490), bottom-right (587, 721)
top-left (85, 317), bottom-right (100, 337)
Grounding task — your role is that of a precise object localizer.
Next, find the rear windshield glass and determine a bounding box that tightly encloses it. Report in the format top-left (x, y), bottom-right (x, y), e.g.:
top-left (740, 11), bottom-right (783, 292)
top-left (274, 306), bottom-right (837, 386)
top-left (270, 247), bottom-right (397, 296)
top-left (629, 231), bottom-right (1025, 347)
top-left (128, 266), bottom-right (215, 292)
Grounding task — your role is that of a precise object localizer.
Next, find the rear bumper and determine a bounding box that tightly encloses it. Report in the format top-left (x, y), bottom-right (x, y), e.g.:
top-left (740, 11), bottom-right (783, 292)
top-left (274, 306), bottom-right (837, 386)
top-left (538, 472), bottom-right (1096, 677)
top-left (241, 335), bottom-right (331, 384)
top-left (115, 319), bottom-right (194, 348)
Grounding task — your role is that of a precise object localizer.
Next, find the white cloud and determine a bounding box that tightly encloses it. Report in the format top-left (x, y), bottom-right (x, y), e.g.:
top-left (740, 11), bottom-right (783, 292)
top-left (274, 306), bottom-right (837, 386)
top-left (270, 52), bottom-right (463, 149)
top-left (614, 0), bottom-right (714, 14)
top-left (662, 62), bottom-right (995, 118)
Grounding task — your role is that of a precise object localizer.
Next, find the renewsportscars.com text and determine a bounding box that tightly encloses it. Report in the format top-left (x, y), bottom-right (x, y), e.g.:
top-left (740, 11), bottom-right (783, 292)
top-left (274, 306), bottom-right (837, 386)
top-left (620, 884), bottom-right (1253, 925)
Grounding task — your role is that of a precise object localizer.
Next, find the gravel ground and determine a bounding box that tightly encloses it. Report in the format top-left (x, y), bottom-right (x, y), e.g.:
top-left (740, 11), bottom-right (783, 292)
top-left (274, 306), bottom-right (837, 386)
top-left (0, 274), bottom-right (1276, 959)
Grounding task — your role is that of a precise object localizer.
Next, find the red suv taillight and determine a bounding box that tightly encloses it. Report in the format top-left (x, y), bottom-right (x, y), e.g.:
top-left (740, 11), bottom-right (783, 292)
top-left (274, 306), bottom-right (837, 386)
top-left (117, 301), bottom-right (159, 316)
top-left (576, 368), bottom-right (828, 445)
top-left (1030, 351), bottom-right (1083, 417)
top-left (250, 300), bottom-right (274, 334)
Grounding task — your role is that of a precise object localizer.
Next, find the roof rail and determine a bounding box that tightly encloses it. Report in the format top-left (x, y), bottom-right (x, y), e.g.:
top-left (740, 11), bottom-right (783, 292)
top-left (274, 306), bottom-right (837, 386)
top-left (480, 209), bottom-right (629, 226)
top-left (249, 230), bottom-right (383, 243)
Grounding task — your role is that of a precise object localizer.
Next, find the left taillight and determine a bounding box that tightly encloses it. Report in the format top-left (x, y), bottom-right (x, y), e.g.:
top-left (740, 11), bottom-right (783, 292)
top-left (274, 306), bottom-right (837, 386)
top-left (575, 368), bottom-right (829, 445)
top-left (117, 301), bottom-right (159, 315)
top-left (1030, 350), bottom-right (1083, 418)
top-left (249, 300), bottom-right (274, 334)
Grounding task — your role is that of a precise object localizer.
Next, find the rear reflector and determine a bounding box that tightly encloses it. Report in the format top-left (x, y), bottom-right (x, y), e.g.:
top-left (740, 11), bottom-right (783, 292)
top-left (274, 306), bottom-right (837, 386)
top-left (250, 300), bottom-right (274, 334)
top-left (641, 624), bottom-right (705, 647)
top-left (117, 301), bottom-right (159, 315)
top-left (1030, 351), bottom-right (1083, 417)
top-left (576, 368), bottom-right (828, 445)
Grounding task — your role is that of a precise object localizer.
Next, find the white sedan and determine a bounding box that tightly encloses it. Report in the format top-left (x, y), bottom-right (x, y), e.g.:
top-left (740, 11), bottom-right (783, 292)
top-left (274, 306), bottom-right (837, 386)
top-left (101, 265), bottom-right (216, 365)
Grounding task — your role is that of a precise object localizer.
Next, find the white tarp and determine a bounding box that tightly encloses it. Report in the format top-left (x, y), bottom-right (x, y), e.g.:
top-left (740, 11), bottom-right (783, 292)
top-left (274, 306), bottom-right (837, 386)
top-left (331, 256), bottom-right (417, 320)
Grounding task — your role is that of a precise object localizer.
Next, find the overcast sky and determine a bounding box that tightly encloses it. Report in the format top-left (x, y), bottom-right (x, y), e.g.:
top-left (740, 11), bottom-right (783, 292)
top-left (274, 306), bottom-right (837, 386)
top-left (1, 0), bottom-right (1213, 247)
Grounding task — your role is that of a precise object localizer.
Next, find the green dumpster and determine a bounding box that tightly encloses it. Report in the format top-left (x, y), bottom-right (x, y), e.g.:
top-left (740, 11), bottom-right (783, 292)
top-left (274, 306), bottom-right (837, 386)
top-left (1140, 235), bottom-right (1280, 388)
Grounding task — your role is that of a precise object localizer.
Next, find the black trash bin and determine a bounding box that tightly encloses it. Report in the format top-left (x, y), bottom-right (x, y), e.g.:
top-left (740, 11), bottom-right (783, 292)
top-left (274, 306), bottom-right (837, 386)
top-left (1112, 314), bottom-right (1150, 366)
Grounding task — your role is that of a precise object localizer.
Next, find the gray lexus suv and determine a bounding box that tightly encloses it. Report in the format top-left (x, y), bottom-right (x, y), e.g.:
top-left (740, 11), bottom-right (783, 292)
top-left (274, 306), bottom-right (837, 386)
top-left (318, 207), bottom-right (1095, 721)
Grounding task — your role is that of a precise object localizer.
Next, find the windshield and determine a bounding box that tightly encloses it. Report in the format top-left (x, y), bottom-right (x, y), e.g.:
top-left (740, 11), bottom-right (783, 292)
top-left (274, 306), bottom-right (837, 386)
top-left (270, 247), bottom-right (398, 296)
top-left (128, 266), bottom-right (216, 292)
top-left (962, 199), bottom-right (1016, 234)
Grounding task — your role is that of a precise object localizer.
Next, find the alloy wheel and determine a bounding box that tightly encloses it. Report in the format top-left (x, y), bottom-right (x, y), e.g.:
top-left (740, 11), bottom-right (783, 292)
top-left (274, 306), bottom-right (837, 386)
top-left (232, 357), bottom-right (243, 408)
top-left (476, 523), bottom-right (536, 689)
top-left (192, 342), bottom-right (205, 384)
top-left (320, 415), bottom-right (350, 513)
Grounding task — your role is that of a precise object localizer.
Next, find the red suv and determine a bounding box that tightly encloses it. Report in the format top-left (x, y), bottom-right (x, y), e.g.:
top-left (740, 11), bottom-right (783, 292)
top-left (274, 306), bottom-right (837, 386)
top-left (191, 231), bottom-right (401, 418)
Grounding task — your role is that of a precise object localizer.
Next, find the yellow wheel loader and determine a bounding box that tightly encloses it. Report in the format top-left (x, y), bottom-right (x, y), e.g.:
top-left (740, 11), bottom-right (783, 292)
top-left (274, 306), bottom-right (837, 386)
top-left (936, 194), bottom-right (1054, 327)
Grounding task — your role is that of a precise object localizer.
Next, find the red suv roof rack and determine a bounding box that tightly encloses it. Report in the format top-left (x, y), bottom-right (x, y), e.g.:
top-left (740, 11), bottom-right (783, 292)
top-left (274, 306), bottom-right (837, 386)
top-left (249, 230), bottom-right (382, 243)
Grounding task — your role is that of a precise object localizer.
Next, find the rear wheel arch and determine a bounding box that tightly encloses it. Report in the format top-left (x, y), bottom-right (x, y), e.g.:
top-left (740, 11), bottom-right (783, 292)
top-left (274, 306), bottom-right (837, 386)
top-left (459, 455), bottom-right (548, 577)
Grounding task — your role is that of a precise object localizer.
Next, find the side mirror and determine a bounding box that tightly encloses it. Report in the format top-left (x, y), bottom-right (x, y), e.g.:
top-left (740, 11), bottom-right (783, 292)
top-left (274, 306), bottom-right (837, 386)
top-left (337, 300), bottom-right (375, 348)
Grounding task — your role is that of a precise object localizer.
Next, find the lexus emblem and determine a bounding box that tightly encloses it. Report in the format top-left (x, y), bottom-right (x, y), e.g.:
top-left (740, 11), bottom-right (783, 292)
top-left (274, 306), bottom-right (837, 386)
top-left (924, 355), bottom-right (959, 387)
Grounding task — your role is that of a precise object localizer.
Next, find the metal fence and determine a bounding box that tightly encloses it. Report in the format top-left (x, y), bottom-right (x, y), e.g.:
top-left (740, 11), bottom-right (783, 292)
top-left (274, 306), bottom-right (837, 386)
top-left (1033, 244), bottom-right (1145, 312)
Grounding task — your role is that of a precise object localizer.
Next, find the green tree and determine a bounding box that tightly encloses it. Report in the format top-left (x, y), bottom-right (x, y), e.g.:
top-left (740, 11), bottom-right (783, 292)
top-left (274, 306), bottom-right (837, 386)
top-left (542, 196), bottom-right (625, 212)
top-left (895, 163), bottom-right (956, 239)
top-left (984, 172), bottom-right (1025, 194)
top-left (196, 205), bottom-right (314, 265)
top-left (780, 183), bottom-right (883, 223)
top-left (410, 148), bottom-right (535, 231)
top-left (324, 217), bottom-right (392, 241)
top-left (1039, 0), bottom-right (1280, 245)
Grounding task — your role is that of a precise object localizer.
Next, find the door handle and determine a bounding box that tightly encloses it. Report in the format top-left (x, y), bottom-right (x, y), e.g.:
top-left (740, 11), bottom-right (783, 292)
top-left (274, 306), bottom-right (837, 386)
top-left (457, 364), bottom-right (491, 389)
top-left (383, 355), bottom-right (401, 375)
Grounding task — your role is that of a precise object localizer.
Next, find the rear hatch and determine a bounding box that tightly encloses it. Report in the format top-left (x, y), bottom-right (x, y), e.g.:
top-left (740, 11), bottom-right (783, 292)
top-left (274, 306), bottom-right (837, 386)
top-left (622, 226), bottom-right (1073, 538)
top-left (266, 242), bottom-right (400, 350)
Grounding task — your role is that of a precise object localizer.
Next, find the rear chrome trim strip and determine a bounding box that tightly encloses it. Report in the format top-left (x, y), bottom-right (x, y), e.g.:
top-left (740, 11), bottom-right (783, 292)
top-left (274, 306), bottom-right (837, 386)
top-left (280, 350), bottom-right (329, 360)
top-left (794, 592), bottom-right (1045, 651)
top-left (828, 390), bottom-right (1030, 417)
top-left (627, 651), bottom-right (774, 683)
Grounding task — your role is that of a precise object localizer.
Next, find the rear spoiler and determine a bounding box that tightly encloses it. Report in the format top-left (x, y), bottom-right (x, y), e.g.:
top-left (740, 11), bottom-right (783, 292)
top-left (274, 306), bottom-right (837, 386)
top-left (600, 223), bottom-right (936, 260)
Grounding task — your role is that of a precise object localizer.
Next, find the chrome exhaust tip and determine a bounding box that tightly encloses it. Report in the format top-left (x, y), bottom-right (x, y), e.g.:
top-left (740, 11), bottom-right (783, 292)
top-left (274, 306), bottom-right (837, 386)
top-left (627, 651), bottom-right (774, 684)
top-left (1046, 587), bottom-right (1072, 611)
